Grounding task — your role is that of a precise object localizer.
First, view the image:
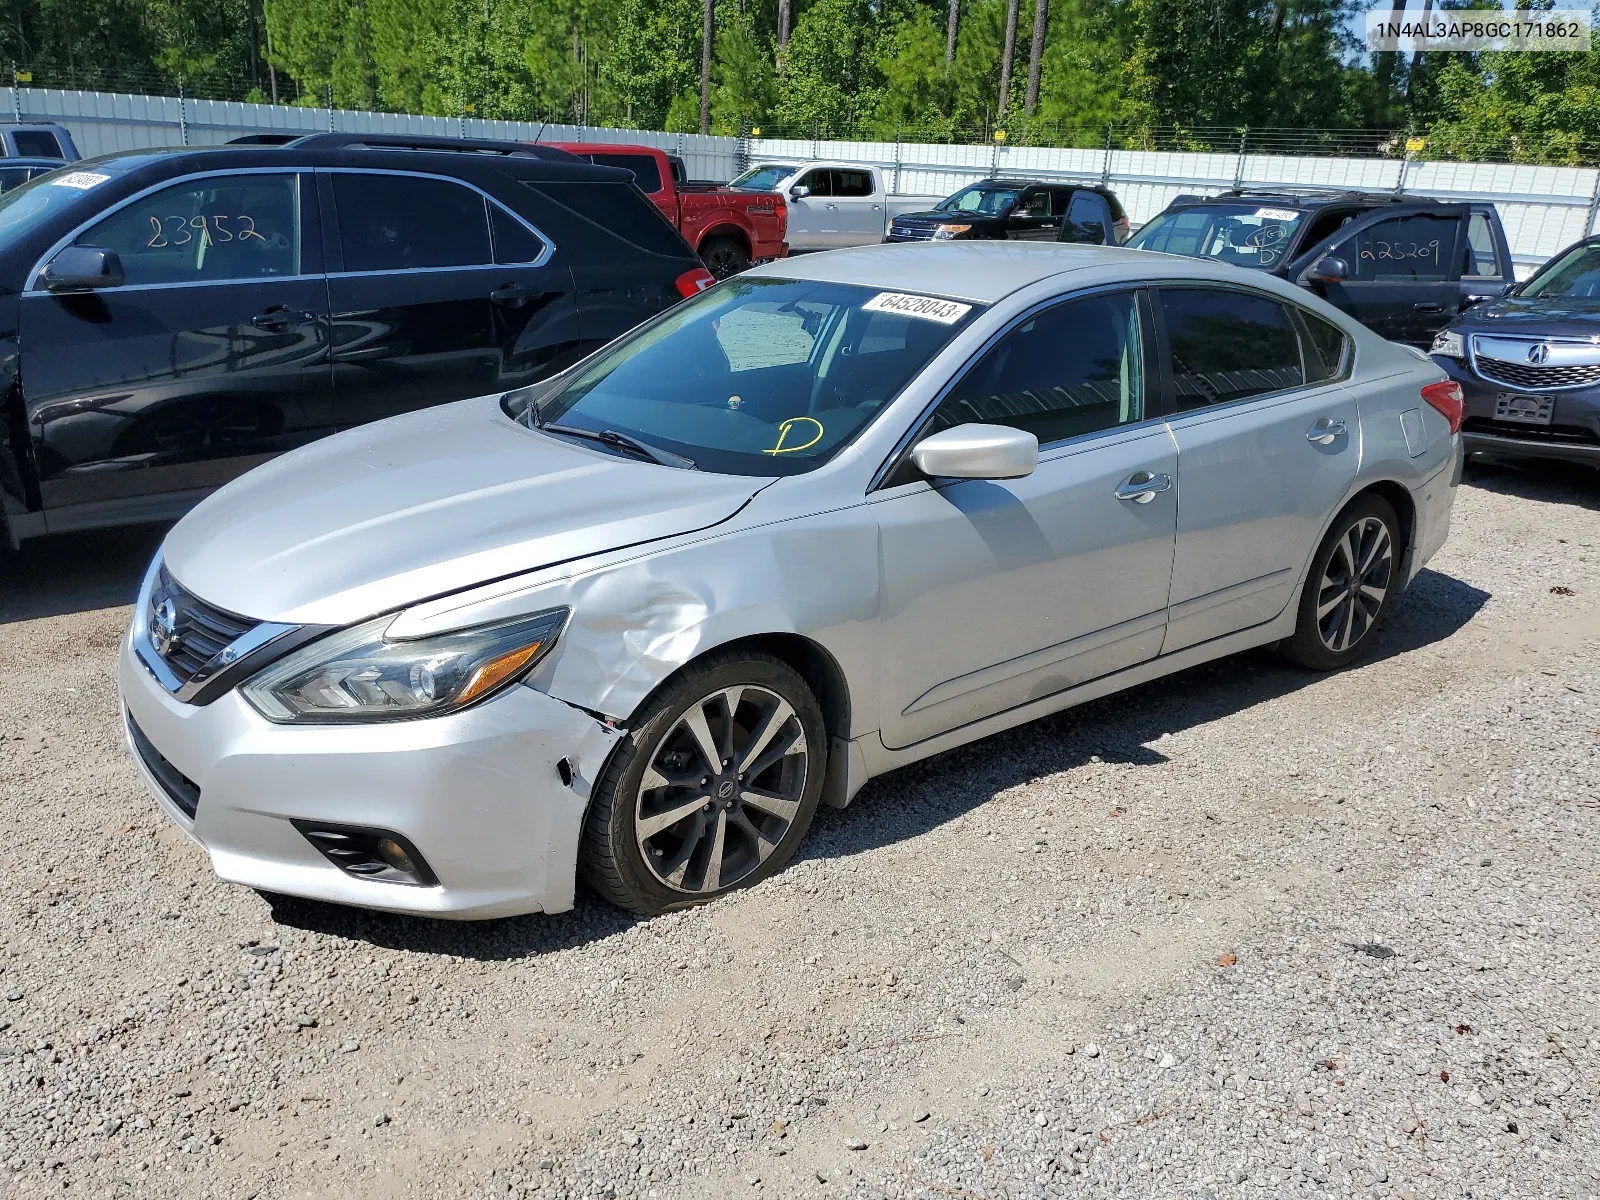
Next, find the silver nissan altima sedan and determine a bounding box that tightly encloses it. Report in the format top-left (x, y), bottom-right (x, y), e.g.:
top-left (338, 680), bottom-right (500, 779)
top-left (117, 243), bottom-right (1464, 919)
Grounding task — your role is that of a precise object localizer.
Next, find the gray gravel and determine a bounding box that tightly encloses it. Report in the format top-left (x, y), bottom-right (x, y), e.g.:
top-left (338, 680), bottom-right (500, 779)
top-left (1, 459), bottom-right (1596, 1199)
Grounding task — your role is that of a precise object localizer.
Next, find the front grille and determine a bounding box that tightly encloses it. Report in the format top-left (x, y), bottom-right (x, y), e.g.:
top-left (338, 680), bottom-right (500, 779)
top-left (127, 714), bottom-right (200, 819)
top-left (887, 225), bottom-right (937, 242)
top-left (148, 566), bottom-right (256, 686)
top-left (1473, 357), bottom-right (1600, 392)
top-left (1463, 417), bottom-right (1600, 445)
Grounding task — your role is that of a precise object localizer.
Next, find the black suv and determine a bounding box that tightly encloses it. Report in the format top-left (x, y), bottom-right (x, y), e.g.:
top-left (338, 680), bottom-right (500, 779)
top-left (887, 179), bottom-right (1129, 244)
top-left (0, 134), bottom-right (709, 547)
top-left (1126, 188), bottom-right (1514, 346)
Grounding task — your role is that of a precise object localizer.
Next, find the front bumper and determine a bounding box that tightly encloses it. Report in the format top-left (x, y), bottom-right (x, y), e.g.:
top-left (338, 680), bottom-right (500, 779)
top-left (116, 630), bottom-right (619, 919)
top-left (1439, 356), bottom-right (1600, 467)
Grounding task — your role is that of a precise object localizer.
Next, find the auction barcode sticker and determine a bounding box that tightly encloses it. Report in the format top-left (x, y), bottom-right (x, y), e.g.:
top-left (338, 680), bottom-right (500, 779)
top-left (1255, 208), bottom-right (1300, 222)
top-left (50, 171), bottom-right (110, 190)
top-left (863, 292), bottom-right (973, 324)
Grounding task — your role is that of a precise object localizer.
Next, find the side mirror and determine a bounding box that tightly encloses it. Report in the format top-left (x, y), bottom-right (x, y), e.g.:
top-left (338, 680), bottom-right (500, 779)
top-left (911, 423), bottom-right (1038, 481)
top-left (41, 245), bottom-right (124, 292)
top-left (1304, 255), bottom-right (1348, 286)
top-left (788, 184), bottom-right (811, 200)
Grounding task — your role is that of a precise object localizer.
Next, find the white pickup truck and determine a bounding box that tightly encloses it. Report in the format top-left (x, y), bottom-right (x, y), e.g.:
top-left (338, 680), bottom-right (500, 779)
top-left (727, 161), bottom-right (937, 252)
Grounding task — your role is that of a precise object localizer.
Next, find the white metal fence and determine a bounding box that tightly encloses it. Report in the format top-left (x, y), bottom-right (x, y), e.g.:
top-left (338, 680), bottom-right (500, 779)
top-left (8, 86), bottom-right (1595, 277)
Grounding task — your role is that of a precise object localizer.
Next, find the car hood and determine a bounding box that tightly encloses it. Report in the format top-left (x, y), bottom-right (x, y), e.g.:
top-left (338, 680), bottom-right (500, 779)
top-left (893, 209), bottom-right (1006, 225)
top-left (161, 395), bottom-right (768, 627)
top-left (1453, 296), bottom-right (1600, 339)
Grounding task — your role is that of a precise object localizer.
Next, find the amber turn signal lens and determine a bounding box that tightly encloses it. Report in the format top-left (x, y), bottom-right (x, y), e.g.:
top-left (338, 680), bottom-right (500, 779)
top-left (454, 640), bottom-right (546, 707)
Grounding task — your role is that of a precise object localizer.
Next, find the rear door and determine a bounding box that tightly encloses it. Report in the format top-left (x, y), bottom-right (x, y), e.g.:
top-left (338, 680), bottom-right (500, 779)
top-left (20, 168), bottom-right (330, 515)
top-left (827, 168), bottom-right (886, 245)
top-left (1460, 207), bottom-right (1512, 309)
top-left (1287, 204), bottom-right (1467, 345)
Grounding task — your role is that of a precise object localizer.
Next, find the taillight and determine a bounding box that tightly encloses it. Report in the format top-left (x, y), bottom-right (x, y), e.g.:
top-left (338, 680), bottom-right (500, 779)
top-left (676, 268), bottom-right (716, 298)
top-left (1421, 379), bottom-right (1464, 434)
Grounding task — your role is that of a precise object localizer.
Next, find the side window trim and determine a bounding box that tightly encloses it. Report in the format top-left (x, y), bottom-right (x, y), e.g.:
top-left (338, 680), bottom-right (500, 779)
top-left (317, 167), bottom-right (556, 277)
top-left (869, 285), bottom-right (1164, 493)
top-left (25, 166), bottom-right (314, 293)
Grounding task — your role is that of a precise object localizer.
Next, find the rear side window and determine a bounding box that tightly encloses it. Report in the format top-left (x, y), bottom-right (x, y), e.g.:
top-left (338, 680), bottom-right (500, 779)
top-left (333, 173), bottom-right (490, 271)
top-left (1300, 310), bottom-right (1351, 382)
top-left (1464, 211), bottom-right (1501, 278)
top-left (12, 130), bottom-right (63, 158)
top-left (584, 153), bottom-right (663, 194)
top-left (490, 204), bottom-right (546, 264)
top-left (1061, 190), bottom-right (1110, 244)
top-left (832, 170), bottom-right (873, 198)
top-left (796, 169), bottom-right (832, 197)
top-left (1160, 287), bottom-right (1305, 410)
top-left (525, 180), bottom-right (689, 259)
top-left (74, 172), bottom-right (301, 285)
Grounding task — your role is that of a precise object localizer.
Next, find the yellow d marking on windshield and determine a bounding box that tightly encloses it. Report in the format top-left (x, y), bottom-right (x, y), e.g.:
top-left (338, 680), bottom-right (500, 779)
top-left (763, 416), bottom-right (824, 455)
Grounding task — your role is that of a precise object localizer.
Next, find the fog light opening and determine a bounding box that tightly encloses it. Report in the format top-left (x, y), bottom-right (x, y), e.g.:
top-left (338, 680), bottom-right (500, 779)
top-left (291, 821), bottom-right (438, 887)
top-left (375, 837), bottom-right (417, 875)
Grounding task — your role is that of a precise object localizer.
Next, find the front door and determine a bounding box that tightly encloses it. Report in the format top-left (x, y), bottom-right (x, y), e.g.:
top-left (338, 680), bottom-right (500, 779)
top-left (785, 167), bottom-right (837, 251)
top-left (1154, 285), bottom-right (1361, 652)
top-left (1288, 205), bottom-right (1466, 345)
top-left (20, 169), bottom-right (329, 515)
top-left (874, 289), bottom-right (1177, 748)
top-left (1008, 187), bottom-right (1058, 240)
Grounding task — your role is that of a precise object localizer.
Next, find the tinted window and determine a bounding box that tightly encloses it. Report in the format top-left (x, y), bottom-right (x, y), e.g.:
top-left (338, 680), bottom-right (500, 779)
top-left (1128, 204), bottom-right (1305, 270)
top-left (937, 185), bottom-right (1020, 216)
top-left (524, 277), bottom-right (979, 476)
top-left (1160, 288), bottom-right (1304, 410)
top-left (586, 152), bottom-right (663, 194)
top-left (931, 291), bottom-right (1145, 444)
top-left (490, 204), bottom-right (546, 264)
top-left (0, 167), bottom-right (33, 193)
top-left (11, 130), bottom-right (63, 158)
top-left (1061, 191), bottom-right (1110, 244)
top-left (1464, 211), bottom-right (1501, 277)
top-left (832, 169), bottom-right (873, 198)
top-left (1300, 310), bottom-right (1350, 382)
top-left (1335, 213), bottom-right (1459, 282)
top-left (796, 169), bottom-right (832, 197)
top-left (76, 172), bottom-right (300, 285)
top-left (333, 173), bottom-right (489, 271)
top-left (1017, 190), bottom-right (1050, 217)
top-left (527, 180), bottom-right (689, 258)
top-left (1520, 242), bottom-right (1600, 299)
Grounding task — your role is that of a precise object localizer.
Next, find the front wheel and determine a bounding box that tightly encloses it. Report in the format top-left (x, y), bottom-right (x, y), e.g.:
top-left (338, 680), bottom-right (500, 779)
top-left (1281, 493), bottom-right (1401, 671)
top-left (699, 236), bottom-right (751, 280)
top-left (579, 651), bottom-right (826, 915)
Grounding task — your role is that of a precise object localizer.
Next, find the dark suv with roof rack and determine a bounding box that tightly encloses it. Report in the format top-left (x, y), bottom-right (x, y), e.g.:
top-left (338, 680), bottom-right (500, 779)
top-left (0, 133), bottom-right (711, 548)
top-left (888, 178), bottom-right (1129, 245)
top-left (1127, 188), bottom-right (1513, 346)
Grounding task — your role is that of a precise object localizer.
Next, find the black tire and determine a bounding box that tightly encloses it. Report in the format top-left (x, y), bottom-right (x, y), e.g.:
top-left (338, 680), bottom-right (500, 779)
top-left (1281, 493), bottom-right (1402, 671)
top-left (700, 236), bottom-right (751, 280)
top-left (579, 650), bottom-right (827, 916)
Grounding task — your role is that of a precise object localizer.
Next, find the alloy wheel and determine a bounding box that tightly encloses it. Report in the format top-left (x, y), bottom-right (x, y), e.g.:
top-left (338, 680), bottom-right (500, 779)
top-left (633, 684), bottom-right (809, 894)
top-left (1315, 514), bottom-right (1393, 653)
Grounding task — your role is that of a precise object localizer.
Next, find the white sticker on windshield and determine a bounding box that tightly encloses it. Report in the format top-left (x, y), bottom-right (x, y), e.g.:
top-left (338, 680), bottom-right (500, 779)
top-left (862, 292), bottom-right (972, 324)
top-left (51, 171), bottom-right (110, 190)
top-left (1254, 207), bottom-right (1300, 222)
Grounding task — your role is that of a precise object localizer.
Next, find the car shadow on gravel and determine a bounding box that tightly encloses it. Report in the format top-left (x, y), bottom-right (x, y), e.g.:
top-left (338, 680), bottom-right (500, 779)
top-left (803, 564), bottom-right (1492, 866)
top-left (0, 523), bottom-right (166, 623)
top-left (262, 566), bottom-right (1488, 958)
top-left (1464, 457), bottom-right (1598, 510)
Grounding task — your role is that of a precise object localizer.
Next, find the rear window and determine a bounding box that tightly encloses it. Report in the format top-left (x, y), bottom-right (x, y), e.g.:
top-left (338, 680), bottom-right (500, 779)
top-left (525, 180), bottom-right (690, 259)
top-left (11, 130), bottom-right (63, 158)
top-left (583, 152), bottom-right (663, 194)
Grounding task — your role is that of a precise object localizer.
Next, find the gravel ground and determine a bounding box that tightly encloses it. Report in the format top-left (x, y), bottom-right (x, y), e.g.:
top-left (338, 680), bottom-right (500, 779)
top-left (1, 459), bottom-right (1596, 1200)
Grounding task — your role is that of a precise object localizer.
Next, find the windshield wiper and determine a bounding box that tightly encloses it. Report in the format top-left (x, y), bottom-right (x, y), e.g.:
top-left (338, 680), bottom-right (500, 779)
top-left (541, 423), bottom-right (697, 470)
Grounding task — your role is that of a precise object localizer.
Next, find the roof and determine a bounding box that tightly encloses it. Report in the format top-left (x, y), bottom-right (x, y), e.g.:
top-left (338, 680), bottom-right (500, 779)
top-left (1171, 188), bottom-right (1450, 210)
top-left (745, 242), bottom-right (1157, 304)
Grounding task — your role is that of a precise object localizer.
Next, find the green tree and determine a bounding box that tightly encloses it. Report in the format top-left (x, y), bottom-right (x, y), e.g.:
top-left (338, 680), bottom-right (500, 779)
top-left (263, 0), bottom-right (377, 107)
top-left (711, 5), bottom-right (777, 132)
top-left (1427, 31), bottom-right (1600, 162)
top-left (775, 0), bottom-right (882, 133)
top-left (604, 0), bottom-right (699, 128)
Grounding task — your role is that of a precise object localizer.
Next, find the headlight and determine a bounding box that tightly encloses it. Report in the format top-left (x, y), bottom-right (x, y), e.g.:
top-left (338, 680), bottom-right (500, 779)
top-left (240, 608), bottom-right (568, 724)
top-left (1430, 329), bottom-right (1464, 359)
top-left (933, 224), bottom-right (972, 240)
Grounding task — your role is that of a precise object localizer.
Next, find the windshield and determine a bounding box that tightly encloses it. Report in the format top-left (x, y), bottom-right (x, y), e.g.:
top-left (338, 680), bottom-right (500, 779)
top-left (522, 277), bottom-right (982, 476)
top-left (937, 185), bottom-right (1020, 216)
top-left (728, 164), bottom-right (792, 192)
top-left (1520, 243), bottom-right (1600, 299)
top-left (1127, 203), bottom-right (1307, 270)
top-left (0, 164), bottom-right (113, 249)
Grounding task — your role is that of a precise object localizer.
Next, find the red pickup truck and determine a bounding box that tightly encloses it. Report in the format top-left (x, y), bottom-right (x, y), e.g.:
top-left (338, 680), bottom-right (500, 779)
top-left (547, 142), bottom-right (787, 278)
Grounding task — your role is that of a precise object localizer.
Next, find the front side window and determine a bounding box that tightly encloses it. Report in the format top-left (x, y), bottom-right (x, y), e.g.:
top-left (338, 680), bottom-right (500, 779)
top-left (74, 172), bottom-right (300, 286)
top-left (1333, 213), bottom-right (1459, 282)
top-left (1017, 190), bottom-right (1051, 218)
top-left (1160, 287), bottom-right (1305, 410)
top-left (1520, 241), bottom-right (1600, 299)
top-left (938, 185), bottom-right (1021, 216)
top-left (930, 291), bottom-right (1145, 444)
top-left (1128, 204), bottom-right (1305, 270)
top-left (522, 277), bottom-right (981, 476)
top-left (333, 173), bottom-right (490, 272)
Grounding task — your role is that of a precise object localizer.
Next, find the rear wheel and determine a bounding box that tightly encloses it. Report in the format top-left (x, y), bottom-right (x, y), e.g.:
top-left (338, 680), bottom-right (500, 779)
top-left (700, 236), bottom-right (750, 280)
top-left (579, 651), bottom-right (826, 915)
top-left (1281, 493), bottom-right (1401, 671)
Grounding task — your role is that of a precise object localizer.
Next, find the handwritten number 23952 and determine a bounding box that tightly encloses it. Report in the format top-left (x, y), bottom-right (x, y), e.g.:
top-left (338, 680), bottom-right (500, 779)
top-left (146, 214), bottom-right (265, 249)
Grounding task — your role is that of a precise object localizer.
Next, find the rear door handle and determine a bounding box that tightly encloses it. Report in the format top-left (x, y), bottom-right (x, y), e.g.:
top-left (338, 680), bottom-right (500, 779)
top-left (250, 306), bottom-right (316, 331)
top-left (1306, 417), bottom-right (1347, 445)
top-left (1114, 471), bottom-right (1173, 504)
top-left (1413, 302), bottom-right (1445, 313)
top-left (490, 282), bottom-right (535, 307)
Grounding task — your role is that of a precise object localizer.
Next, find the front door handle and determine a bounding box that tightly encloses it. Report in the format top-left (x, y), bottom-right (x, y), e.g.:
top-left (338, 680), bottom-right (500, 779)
top-left (1413, 302), bottom-right (1445, 313)
top-left (250, 306), bottom-right (317, 331)
top-left (1114, 471), bottom-right (1173, 504)
top-left (1306, 417), bottom-right (1348, 445)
